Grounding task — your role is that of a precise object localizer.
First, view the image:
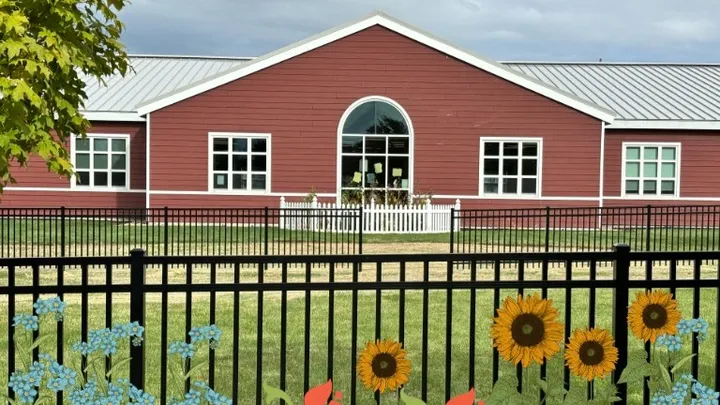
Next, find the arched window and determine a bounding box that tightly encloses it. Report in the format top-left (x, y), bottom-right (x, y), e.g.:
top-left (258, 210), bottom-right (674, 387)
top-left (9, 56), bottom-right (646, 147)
top-left (339, 97), bottom-right (412, 204)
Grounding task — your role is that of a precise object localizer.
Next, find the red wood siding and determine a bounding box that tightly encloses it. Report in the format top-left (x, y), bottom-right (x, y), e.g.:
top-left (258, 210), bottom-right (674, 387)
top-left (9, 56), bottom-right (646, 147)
top-left (7, 121), bottom-right (146, 190)
top-left (0, 190), bottom-right (144, 208)
top-left (604, 130), bottom-right (720, 198)
top-left (151, 26), bottom-right (602, 203)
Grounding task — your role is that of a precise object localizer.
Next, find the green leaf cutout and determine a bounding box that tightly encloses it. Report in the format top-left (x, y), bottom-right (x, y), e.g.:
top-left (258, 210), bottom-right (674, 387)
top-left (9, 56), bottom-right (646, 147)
top-left (617, 351), bottom-right (652, 385)
top-left (563, 385), bottom-right (588, 405)
top-left (30, 334), bottom-right (55, 351)
top-left (184, 361), bottom-right (208, 380)
top-left (106, 357), bottom-right (131, 377)
top-left (399, 388), bottom-right (427, 405)
top-left (671, 354), bottom-right (696, 375)
top-left (262, 383), bottom-right (295, 405)
top-left (486, 375), bottom-right (521, 405)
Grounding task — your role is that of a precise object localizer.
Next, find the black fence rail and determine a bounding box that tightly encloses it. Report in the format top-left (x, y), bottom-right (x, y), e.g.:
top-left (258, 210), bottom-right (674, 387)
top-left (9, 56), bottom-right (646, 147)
top-left (2, 248), bottom-right (720, 405)
top-left (452, 204), bottom-right (720, 254)
top-left (0, 207), bottom-right (362, 258)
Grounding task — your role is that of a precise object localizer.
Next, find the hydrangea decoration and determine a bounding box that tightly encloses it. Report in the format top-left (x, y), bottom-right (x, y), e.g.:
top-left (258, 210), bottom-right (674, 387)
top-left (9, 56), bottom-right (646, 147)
top-left (691, 381), bottom-right (720, 404)
top-left (656, 334), bottom-right (683, 352)
top-left (33, 296), bottom-right (66, 321)
top-left (677, 318), bottom-right (710, 342)
top-left (13, 314), bottom-right (39, 331)
top-left (170, 341), bottom-right (196, 359)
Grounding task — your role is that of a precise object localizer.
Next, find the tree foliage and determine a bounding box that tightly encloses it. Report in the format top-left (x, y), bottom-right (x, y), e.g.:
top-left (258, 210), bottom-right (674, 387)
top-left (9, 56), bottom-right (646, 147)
top-left (0, 0), bottom-right (130, 192)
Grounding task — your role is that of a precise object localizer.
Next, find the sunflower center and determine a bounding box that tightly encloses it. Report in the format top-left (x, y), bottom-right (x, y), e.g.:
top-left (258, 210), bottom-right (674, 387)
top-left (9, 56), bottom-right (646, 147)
top-left (642, 304), bottom-right (668, 329)
top-left (511, 313), bottom-right (545, 347)
top-left (578, 341), bottom-right (605, 366)
top-left (371, 353), bottom-right (397, 378)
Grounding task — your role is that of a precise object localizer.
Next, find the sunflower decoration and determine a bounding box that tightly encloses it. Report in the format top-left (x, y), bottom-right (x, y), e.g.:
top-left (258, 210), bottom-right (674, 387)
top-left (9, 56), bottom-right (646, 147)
top-left (628, 290), bottom-right (681, 343)
top-left (357, 338), bottom-right (411, 394)
top-left (491, 293), bottom-right (564, 367)
top-left (565, 328), bottom-right (619, 381)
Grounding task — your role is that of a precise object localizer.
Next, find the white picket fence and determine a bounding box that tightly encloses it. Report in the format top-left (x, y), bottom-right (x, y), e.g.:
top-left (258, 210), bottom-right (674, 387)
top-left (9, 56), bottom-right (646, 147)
top-left (279, 197), bottom-right (460, 234)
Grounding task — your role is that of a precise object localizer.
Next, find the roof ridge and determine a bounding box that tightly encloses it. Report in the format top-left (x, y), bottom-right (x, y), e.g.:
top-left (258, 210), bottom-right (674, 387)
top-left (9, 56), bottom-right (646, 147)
top-left (129, 54), bottom-right (255, 61)
top-left (502, 61), bottom-right (720, 67)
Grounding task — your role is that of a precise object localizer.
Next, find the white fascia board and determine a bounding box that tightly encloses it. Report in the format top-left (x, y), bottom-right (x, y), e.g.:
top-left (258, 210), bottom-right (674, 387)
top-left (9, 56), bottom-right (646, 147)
top-left (83, 111), bottom-right (146, 122)
top-left (136, 13), bottom-right (615, 123)
top-left (608, 120), bottom-right (720, 130)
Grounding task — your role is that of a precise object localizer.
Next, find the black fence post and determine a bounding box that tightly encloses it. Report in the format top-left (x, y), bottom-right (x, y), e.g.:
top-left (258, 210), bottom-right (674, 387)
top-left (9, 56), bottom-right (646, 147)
top-left (264, 207), bottom-right (269, 257)
top-left (612, 243), bottom-right (631, 403)
top-left (449, 207), bottom-right (455, 253)
top-left (358, 206), bottom-right (363, 255)
top-left (129, 248), bottom-right (146, 390)
top-left (645, 205), bottom-right (652, 252)
top-left (60, 206), bottom-right (66, 257)
top-left (163, 206), bottom-right (169, 257)
top-left (544, 206), bottom-right (551, 253)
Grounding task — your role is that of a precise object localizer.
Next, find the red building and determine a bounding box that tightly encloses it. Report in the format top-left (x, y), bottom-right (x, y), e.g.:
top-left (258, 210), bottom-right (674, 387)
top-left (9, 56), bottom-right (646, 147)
top-left (5, 12), bottom-right (720, 210)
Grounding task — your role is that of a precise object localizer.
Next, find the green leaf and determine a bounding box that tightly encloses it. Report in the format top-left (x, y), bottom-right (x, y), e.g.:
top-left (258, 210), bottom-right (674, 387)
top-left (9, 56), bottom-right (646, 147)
top-left (486, 375), bottom-right (522, 405)
top-left (617, 351), bottom-right (652, 385)
top-left (657, 361), bottom-right (673, 392)
top-left (562, 385), bottom-right (587, 405)
top-left (399, 388), bottom-right (427, 405)
top-left (184, 361), bottom-right (208, 380)
top-left (106, 356), bottom-right (131, 377)
top-left (262, 383), bottom-right (294, 405)
top-left (29, 333), bottom-right (55, 350)
top-left (670, 354), bottom-right (696, 375)
top-left (84, 356), bottom-right (105, 373)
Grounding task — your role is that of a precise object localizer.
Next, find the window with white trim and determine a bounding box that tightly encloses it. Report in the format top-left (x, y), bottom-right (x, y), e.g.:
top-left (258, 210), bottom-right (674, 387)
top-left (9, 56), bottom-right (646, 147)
top-left (623, 144), bottom-right (679, 196)
top-left (210, 134), bottom-right (269, 191)
top-left (480, 139), bottom-right (541, 196)
top-left (73, 135), bottom-right (129, 189)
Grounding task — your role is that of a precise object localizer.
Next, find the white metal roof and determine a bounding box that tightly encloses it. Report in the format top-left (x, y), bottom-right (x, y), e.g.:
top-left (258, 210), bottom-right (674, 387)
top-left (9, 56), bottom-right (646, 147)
top-left (80, 55), bottom-right (251, 120)
top-left (505, 62), bottom-right (720, 128)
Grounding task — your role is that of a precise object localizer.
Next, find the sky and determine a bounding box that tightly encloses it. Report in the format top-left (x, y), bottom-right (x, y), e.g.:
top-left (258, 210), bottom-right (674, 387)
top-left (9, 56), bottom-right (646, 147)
top-left (119, 0), bottom-right (720, 62)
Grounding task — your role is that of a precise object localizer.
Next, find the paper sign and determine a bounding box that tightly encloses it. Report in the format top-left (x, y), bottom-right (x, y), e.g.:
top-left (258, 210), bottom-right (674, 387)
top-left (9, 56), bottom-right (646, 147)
top-left (374, 163), bottom-right (383, 174)
top-left (216, 175), bottom-right (225, 186)
top-left (401, 179), bottom-right (409, 188)
top-left (367, 173), bottom-right (376, 183)
top-left (352, 172), bottom-right (362, 183)
top-left (392, 168), bottom-right (402, 177)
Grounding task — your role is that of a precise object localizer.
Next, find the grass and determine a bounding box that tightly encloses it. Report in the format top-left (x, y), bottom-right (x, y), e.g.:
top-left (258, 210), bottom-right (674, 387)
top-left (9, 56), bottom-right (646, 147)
top-left (1, 262), bottom-right (719, 405)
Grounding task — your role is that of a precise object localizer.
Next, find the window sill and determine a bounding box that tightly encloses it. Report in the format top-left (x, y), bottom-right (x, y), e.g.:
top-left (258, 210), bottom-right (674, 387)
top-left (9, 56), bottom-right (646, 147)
top-left (69, 187), bottom-right (136, 193)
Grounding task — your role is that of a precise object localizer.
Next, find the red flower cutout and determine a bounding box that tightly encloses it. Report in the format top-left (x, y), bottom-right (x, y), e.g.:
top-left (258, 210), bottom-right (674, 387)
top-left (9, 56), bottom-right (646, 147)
top-left (304, 380), bottom-right (333, 405)
top-left (446, 388), bottom-right (480, 405)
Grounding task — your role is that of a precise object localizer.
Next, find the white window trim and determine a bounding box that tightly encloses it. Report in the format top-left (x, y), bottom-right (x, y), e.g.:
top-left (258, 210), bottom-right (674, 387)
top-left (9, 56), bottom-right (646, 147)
top-left (207, 132), bottom-right (272, 194)
top-left (336, 95), bottom-right (414, 204)
top-left (479, 137), bottom-right (543, 198)
top-left (70, 133), bottom-right (131, 191)
top-left (621, 142), bottom-right (681, 199)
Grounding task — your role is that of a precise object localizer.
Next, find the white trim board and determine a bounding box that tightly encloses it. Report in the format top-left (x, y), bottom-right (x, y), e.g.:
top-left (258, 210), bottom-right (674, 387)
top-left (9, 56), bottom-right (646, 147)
top-left (3, 187), bottom-right (146, 193)
top-left (608, 120), bottom-right (720, 130)
top-left (135, 12), bottom-right (615, 123)
top-left (83, 112), bottom-right (146, 122)
top-left (148, 190), bottom-right (336, 198)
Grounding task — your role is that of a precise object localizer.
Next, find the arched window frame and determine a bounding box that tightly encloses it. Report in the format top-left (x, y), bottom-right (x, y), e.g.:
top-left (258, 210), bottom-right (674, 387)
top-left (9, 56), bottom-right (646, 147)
top-left (336, 96), bottom-right (414, 205)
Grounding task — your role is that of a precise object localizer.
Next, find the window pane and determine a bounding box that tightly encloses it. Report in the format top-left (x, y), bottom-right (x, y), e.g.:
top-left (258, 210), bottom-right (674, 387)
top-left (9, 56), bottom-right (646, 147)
top-left (503, 159), bottom-right (518, 175)
top-left (522, 143), bottom-right (537, 157)
top-left (76, 138), bottom-right (90, 151)
top-left (484, 142), bottom-right (500, 156)
top-left (625, 162), bottom-right (640, 178)
top-left (644, 147), bottom-right (658, 160)
top-left (521, 178), bottom-right (537, 194)
top-left (342, 101), bottom-right (376, 134)
top-left (342, 136), bottom-right (363, 153)
top-left (251, 174), bottom-right (266, 190)
top-left (483, 178), bottom-right (498, 194)
top-left (503, 142), bottom-right (519, 156)
top-left (365, 137), bottom-right (386, 154)
top-left (111, 139), bottom-right (126, 152)
top-left (662, 147), bottom-right (676, 161)
top-left (484, 159), bottom-right (499, 175)
top-left (94, 154), bottom-right (108, 169)
top-left (502, 178), bottom-right (517, 193)
top-left (232, 155), bottom-right (247, 171)
top-left (625, 180), bottom-right (639, 194)
top-left (341, 156), bottom-right (362, 187)
top-left (251, 138), bottom-right (266, 153)
top-left (388, 156), bottom-right (409, 189)
top-left (111, 172), bottom-right (125, 187)
top-left (521, 159), bottom-right (537, 176)
top-left (94, 172), bottom-right (108, 186)
top-left (251, 155), bottom-right (266, 172)
top-left (232, 174), bottom-right (247, 190)
top-left (388, 137), bottom-right (409, 154)
top-left (661, 163), bottom-right (675, 178)
top-left (76, 154), bottom-right (90, 169)
top-left (213, 155), bottom-right (228, 171)
top-left (213, 173), bottom-right (228, 189)
top-left (94, 138), bottom-right (108, 152)
top-left (375, 102), bottom-right (409, 134)
top-left (643, 162), bottom-right (657, 177)
top-left (626, 147), bottom-right (640, 160)
top-left (213, 138), bottom-right (228, 152)
top-left (76, 171), bottom-right (90, 186)
top-left (643, 180), bottom-right (657, 194)
top-left (232, 138), bottom-right (247, 152)
top-left (366, 156), bottom-right (386, 187)
top-left (661, 180), bottom-right (675, 195)
top-left (111, 155), bottom-right (126, 170)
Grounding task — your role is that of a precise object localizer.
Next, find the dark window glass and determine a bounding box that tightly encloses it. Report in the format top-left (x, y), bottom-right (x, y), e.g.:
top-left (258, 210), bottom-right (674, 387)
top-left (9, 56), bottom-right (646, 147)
top-left (341, 156), bottom-right (362, 187)
top-left (342, 136), bottom-right (363, 153)
top-left (111, 172), bottom-right (125, 187)
top-left (232, 155), bottom-right (247, 171)
top-left (76, 138), bottom-right (90, 151)
top-left (251, 138), bottom-right (266, 153)
top-left (521, 178), bottom-right (536, 194)
top-left (521, 159), bottom-right (537, 176)
top-left (484, 159), bottom-right (499, 175)
top-left (661, 180), bottom-right (675, 195)
top-left (484, 178), bottom-right (498, 194)
top-left (502, 178), bottom-right (517, 193)
top-left (375, 102), bottom-right (408, 134)
top-left (213, 138), bottom-right (228, 152)
top-left (643, 180), bottom-right (657, 194)
top-left (232, 138), bottom-right (247, 152)
top-left (388, 138), bottom-right (409, 154)
top-left (94, 138), bottom-right (108, 152)
top-left (213, 155), bottom-right (228, 171)
top-left (522, 142), bottom-right (537, 156)
top-left (76, 154), bottom-right (90, 169)
top-left (112, 139), bottom-right (126, 152)
top-left (388, 156), bottom-right (409, 189)
top-left (365, 156), bottom-right (386, 187)
top-left (251, 174), bottom-right (266, 190)
top-left (233, 174), bottom-right (247, 190)
top-left (503, 159), bottom-right (518, 175)
top-left (111, 155), bottom-right (125, 170)
top-left (365, 137), bottom-right (386, 154)
top-left (342, 102), bottom-right (376, 134)
top-left (626, 180), bottom-right (639, 194)
top-left (94, 172), bottom-right (108, 186)
top-left (214, 174), bottom-right (228, 189)
top-left (484, 142), bottom-right (500, 156)
top-left (251, 155), bottom-right (266, 172)
top-left (503, 142), bottom-right (519, 156)
top-left (76, 172), bottom-right (90, 186)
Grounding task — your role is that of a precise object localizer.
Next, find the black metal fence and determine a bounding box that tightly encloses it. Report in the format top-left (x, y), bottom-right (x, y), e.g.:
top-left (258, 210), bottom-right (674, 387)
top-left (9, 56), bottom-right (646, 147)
top-left (0, 207), bottom-right (361, 258)
top-left (2, 247), bottom-right (720, 404)
top-left (452, 204), bottom-right (720, 254)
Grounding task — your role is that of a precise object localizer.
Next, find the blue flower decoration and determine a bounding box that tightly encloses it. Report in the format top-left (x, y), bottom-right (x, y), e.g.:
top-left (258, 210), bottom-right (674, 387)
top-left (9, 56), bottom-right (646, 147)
top-left (13, 314), bottom-right (39, 331)
top-left (170, 341), bottom-right (195, 359)
top-left (185, 389), bottom-right (202, 405)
